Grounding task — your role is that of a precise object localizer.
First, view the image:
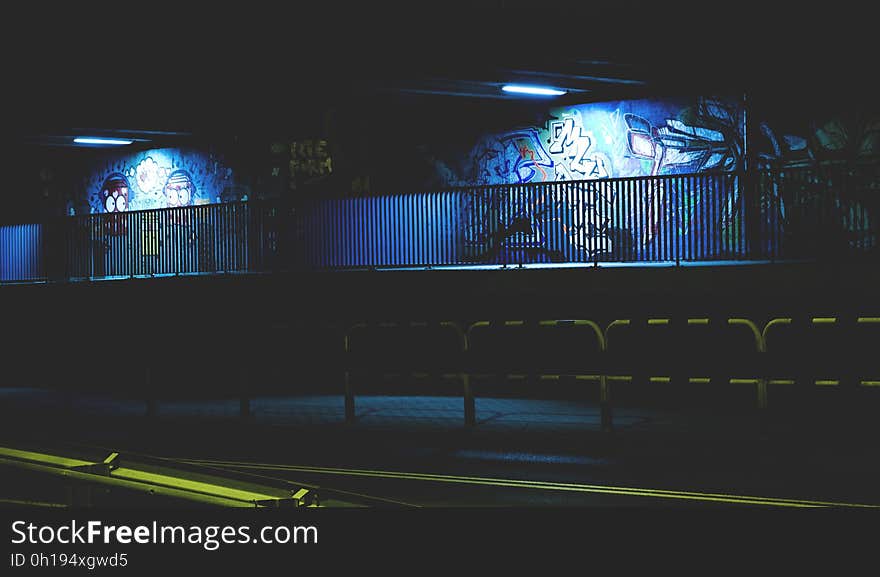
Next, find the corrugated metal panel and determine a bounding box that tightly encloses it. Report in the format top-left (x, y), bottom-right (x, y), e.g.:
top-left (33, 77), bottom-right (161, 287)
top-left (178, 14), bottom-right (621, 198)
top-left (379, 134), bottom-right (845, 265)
top-left (0, 223), bottom-right (45, 282)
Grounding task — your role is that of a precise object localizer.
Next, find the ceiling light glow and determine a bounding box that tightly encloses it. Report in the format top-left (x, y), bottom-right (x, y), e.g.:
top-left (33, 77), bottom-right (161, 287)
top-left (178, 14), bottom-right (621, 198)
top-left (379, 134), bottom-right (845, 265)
top-left (73, 137), bottom-right (134, 146)
top-left (501, 84), bottom-right (567, 96)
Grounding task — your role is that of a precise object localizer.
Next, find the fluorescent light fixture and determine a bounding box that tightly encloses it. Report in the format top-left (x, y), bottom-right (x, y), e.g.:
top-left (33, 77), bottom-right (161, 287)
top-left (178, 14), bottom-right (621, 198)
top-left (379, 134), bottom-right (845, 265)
top-left (73, 137), bottom-right (133, 145)
top-left (501, 84), bottom-right (567, 96)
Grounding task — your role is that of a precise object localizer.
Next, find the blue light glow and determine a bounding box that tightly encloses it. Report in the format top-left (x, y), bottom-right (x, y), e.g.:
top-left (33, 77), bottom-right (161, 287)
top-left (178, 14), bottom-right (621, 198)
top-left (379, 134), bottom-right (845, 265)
top-left (501, 85), bottom-right (567, 96)
top-left (1, 224), bottom-right (44, 282)
top-left (453, 449), bottom-right (608, 466)
top-left (74, 137), bottom-right (133, 146)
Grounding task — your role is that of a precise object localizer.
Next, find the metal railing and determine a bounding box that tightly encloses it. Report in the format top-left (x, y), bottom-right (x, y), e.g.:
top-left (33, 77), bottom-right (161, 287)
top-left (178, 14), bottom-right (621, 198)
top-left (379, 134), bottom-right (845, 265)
top-left (0, 223), bottom-right (45, 283)
top-left (757, 162), bottom-right (880, 259)
top-left (1, 201), bottom-right (293, 283)
top-left (338, 315), bottom-right (880, 429)
top-left (302, 171), bottom-right (747, 268)
top-left (1, 163), bottom-right (877, 283)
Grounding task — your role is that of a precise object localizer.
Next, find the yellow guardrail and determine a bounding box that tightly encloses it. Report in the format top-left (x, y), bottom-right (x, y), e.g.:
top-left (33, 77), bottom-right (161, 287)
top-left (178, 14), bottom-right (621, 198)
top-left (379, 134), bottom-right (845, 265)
top-left (345, 321), bottom-right (471, 425)
top-left (337, 315), bottom-right (878, 431)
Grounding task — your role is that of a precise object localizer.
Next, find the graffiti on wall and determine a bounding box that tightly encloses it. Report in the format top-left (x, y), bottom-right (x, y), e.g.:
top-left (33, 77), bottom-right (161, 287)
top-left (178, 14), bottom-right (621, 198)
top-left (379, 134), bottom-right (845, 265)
top-left (82, 148), bottom-right (237, 216)
top-left (289, 139), bottom-right (332, 190)
top-left (456, 96), bottom-right (746, 262)
top-left (452, 95), bottom-right (880, 263)
top-left (99, 173), bottom-right (131, 235)
top-left (548, 113), bottom-right (612, 181)
top-left (623, 99), bottom-right (741, 175)
top-left (463, 97), bottom-right (743, 186)
top-left (100, 173), bottom-right (130, 214)
top-left (755, 115), bottom-right (880, 254)
top-left (74, 148), bottom-right (248, 277)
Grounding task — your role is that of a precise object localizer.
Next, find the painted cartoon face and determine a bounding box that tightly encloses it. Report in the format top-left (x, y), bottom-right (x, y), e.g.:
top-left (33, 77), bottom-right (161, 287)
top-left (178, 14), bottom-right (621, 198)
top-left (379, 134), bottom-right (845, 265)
top-left (101, 174), bottom-right (130, 213)
top-left (163, 171), bottom-right (195, 208)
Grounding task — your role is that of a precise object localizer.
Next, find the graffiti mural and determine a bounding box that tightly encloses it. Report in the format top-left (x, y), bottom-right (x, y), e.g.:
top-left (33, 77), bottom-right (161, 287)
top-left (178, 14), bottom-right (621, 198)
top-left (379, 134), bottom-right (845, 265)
top-left (548, 112), bottom-right (612, 181)
top-left (100, 173), bottom-right (131, 214)
top-left (755, 115), bottom-right (880, 255)
top-left (289, 139), bottom-right (332, 190)
top-left (452, 96), bottom-right (746, 262)
top-left (99, 173), bottom-right (131, 235)
top-left (163, 170), bottom-right (196, 208)
top-left (72, 148), bottom-right (241, 275)
top-left (81, 148), bottom-right (236, 215)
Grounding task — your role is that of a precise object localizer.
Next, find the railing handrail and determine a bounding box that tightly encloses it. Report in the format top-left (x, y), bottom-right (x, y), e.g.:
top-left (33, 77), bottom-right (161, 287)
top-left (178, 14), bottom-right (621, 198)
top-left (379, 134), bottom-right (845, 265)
top-left (309, 169), bottom-right (741, 200)
top-left (62, 199), bottom-right (255, 221)
top-left (2, 162), bottom-right (878, 284)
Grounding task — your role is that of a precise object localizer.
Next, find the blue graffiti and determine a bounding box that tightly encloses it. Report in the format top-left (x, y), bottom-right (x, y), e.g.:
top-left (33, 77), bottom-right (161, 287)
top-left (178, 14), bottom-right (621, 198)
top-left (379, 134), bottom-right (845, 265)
top-left (473, 129), bottom-right (555, 184)
top-left (82, 148), bottom-right (236, 216)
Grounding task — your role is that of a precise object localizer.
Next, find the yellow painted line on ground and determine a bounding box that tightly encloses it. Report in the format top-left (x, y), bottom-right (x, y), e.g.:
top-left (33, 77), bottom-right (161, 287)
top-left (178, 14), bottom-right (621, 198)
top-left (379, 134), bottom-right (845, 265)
top-left (191, 457), bottom-right (422, 509)
top-left (539, 375), bottom-right (560, 381)
top-left (111, 468), bottom-right (283, 502)
top-left (857, 317), bottom-right (880, 323)
top-left (0, 499), bottom-right (66, 508)
top-left (862, 381), bottom-right (880, 387)
top-left (648, 319), bottom-right (669, 325)
top-left (730, 378), bottom-right (760, 384)
top-left (180, 460), bottom-right (879, 509)
top-left (606, 376), bottom-right (633, 382)
top-left (687, 318), bottom-right (710, 325)
top-left (575, 375), bottom-right (601, 381)
top-left (812, 317), bottom-right (837, 324)
top-left (0, 447), bottom-right (93, 468)
top-left (816, 380), bottom-right (840, 386)
top-left (649, 376), bottom-right (671, 383)
top-left (768, 379), bottom-right (796, 385)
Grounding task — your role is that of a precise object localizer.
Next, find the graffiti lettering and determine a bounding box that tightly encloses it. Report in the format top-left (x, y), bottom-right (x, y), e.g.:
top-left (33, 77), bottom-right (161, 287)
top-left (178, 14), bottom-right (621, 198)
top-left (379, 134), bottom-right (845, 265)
top-left (289, 139), bottom-right (333, 180)
top-left (458, 97), bottom-right (753, 261)
top-left (548, 114), bottom-right (610, 179)
top-left (499, 130), bottom-right (554, 183)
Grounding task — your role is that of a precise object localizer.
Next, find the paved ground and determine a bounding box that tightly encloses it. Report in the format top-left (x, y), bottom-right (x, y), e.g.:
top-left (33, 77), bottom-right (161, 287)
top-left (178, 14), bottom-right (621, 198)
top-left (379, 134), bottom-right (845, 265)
top-left (0, 387), bottom-right (755, 434)
top-left (1, 387), bottom-right (878, 508)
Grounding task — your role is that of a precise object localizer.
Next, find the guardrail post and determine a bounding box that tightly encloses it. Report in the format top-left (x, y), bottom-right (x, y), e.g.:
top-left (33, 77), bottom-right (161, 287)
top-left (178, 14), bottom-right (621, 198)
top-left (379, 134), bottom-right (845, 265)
top-left (571, 319), bottom-right (612, 433)
top-left (344, 370), bottom-right (355, 423)
top-left (758, 375), bottom-right (768, 410)
top-left (463, 373), bottom-right (475, 426)
top-left (463, 322), bottom-right (489, 427)
top-left (760, 318), bottom-right (792, 412)
top-left (603, 320), bottom-right (631, 433)
top-left (440, 321), bottom-right (474, 427)
top-left (728, 318), bottom-right (767, 412)
top-left (239, 364), bottom-right (251, 419)
top-left (343, 327), bottom-right (358, 424)
top-left (600, 373), bottom-right (611, 433)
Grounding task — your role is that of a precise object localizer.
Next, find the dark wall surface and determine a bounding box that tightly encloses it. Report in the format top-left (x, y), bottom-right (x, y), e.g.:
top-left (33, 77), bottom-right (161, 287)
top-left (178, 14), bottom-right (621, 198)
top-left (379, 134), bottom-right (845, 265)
top-left (2, 262), bottom-right (878, 395)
